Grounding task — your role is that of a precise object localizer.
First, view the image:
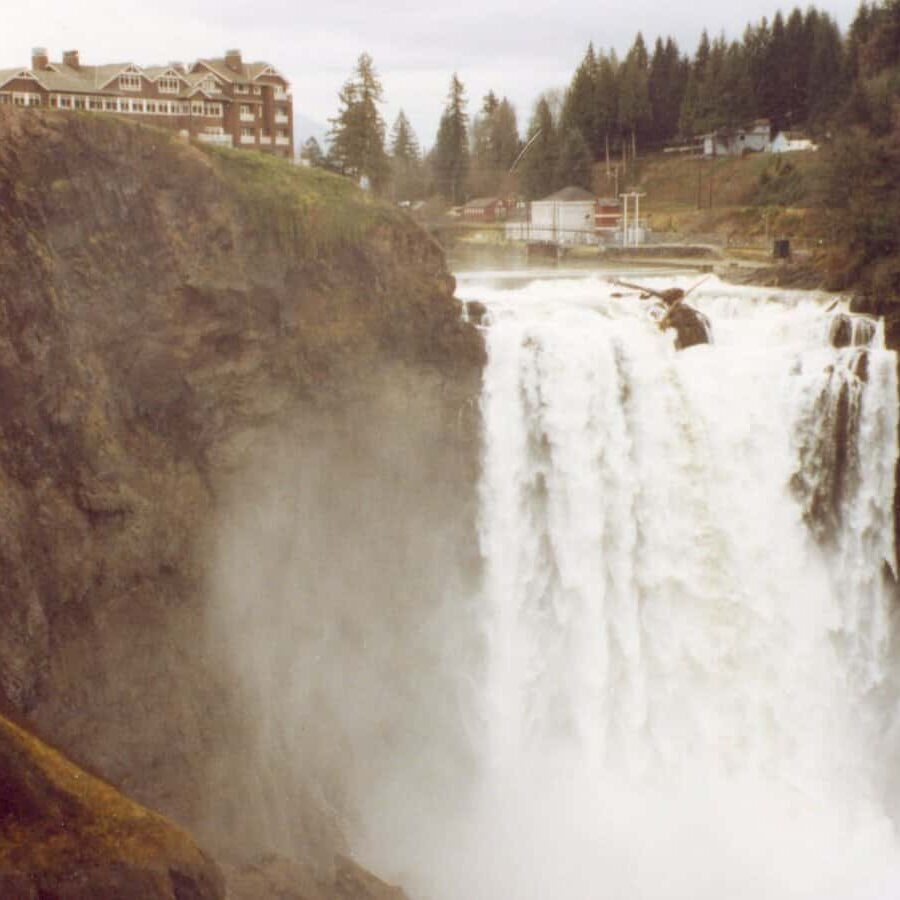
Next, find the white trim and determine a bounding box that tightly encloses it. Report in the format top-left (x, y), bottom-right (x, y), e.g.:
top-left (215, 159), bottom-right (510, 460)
top-left (0, 70), bottom-right (40, 90)
top-left (192, 60), bottom-right (234, 84)
top-left (253, 64), bottom-right (285, 81)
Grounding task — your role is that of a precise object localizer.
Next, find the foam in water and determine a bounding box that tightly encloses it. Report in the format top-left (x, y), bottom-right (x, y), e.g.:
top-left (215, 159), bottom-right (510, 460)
top-left (363, 272), bottom-right (900, 900)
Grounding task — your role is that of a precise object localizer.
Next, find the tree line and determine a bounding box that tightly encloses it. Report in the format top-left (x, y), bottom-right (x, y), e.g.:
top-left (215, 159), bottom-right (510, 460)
top-left (302, 1), bottom-right (895, 208)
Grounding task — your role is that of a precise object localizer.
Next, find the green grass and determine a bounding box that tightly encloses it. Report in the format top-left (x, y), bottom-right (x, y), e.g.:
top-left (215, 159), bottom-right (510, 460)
top-left (201, 147), bottom-right (396, 255)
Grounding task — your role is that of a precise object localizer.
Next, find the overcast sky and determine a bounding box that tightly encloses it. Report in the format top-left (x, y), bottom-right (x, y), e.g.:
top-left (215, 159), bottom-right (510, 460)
top-left (4, 0), bottom-right (863, 149)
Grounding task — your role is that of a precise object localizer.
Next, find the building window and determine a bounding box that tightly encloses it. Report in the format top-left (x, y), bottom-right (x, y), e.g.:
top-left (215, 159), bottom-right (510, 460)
top-left (241, 127), bottom-right (253, 136)
top-left (203, 102), bottom-right (222, 117)
top-left (147, 101), bottom-right (157, 113)
top-left (89, 98), bottom-right (102, 110)
top-left (119, 73), bottom-right (141, 91)
top-left (191, 102), bottom-right (203, 115)
top-left (252, 85), bottom-right (261, 95)
top-left (235, 84), bottom-right (249, 94)
top-left (105, 99), bottom-right (117, 111)
top-left (132, 100), bottom-right (144, 113)
top-left (74, 97), bottom-right (86, 110)
top-left (158, 77), bottom-right (179, 93)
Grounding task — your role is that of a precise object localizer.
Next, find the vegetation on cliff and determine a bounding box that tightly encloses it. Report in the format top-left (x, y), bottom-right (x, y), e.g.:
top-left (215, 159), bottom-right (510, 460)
top-left (0, 711), bottom-right (223, 898)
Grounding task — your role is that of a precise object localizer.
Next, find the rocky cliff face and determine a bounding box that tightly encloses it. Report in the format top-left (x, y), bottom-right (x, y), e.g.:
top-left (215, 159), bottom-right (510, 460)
top-left (0, 108), bottom-right (483, 892)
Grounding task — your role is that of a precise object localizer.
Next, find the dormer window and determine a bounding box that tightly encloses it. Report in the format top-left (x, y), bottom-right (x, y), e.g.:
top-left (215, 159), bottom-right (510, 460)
top-left (235, 84), bottom-right (250, 94)
top-left (158, 76), bottom-right (179, 93)
top-left (120, 73), bottom-right (141, 91)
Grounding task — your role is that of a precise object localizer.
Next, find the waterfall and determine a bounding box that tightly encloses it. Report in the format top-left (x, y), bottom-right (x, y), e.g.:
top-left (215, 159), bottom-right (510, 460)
top-left (441, 271), bottom-right (900, 900)
top-left (213, 269), bottom-right (900, 900)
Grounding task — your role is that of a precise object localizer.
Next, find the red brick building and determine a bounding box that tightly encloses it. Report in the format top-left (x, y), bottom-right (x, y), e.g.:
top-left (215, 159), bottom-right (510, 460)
top-left (0, 48), bottom-right (294, 158)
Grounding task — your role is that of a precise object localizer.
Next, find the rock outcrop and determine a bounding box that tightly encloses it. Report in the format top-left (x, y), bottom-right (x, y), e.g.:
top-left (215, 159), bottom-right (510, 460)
top-left (0, 108), bottom-right (483, 891)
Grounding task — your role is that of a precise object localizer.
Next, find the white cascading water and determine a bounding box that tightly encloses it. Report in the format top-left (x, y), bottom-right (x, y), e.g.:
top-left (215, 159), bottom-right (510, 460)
top-left (413, 270), bottom-right (900, 900)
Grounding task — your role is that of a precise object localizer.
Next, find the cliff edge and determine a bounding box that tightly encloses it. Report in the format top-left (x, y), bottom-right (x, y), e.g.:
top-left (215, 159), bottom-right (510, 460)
top-left (0, 107), bottom-right (483, 892)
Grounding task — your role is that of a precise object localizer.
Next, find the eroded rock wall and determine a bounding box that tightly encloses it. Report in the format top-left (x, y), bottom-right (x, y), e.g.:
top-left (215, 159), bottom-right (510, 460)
top-left (0, 108), bottom-right (483, 882)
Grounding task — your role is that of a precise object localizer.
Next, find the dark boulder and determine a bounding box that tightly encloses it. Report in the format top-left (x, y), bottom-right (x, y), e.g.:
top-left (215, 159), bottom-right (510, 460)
top-left (663, 303), bottom-right (712, 350)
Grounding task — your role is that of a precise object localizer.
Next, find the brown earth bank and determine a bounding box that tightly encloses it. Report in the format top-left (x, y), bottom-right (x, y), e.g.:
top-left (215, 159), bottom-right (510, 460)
top-left (0, 107), bottom-right (484, 895)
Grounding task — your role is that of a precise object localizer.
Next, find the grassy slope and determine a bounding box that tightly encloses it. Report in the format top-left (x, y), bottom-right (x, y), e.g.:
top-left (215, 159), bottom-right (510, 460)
top-left (612, 149), bottom-right (827, 246)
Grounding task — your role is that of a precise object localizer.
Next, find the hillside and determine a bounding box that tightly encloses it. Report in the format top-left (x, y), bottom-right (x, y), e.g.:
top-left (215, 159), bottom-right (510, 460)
top-left (609, 149), bottom-right (826, 247)
top-left (0, 107), bottom-right (483, 895)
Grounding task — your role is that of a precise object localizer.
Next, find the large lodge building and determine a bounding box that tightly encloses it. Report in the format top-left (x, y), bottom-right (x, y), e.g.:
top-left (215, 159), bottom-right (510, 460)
top-left (0, 48), bottom-right (294, 158)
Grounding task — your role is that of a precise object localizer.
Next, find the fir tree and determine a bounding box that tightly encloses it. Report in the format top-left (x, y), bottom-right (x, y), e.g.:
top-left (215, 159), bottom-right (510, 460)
top-left (519, 97), bottom-right (559, 199)
top-left (327, 53), bottom-right (390, 190)
top-left (556, 128), bottom-right (594, 191)
top-left (300, 136), bottom-right (325, 167)
top-left (561, 44), bottom-right (598, 155)
top-left (433, 74), bottom-right (470, 204)
top-left (390, 110), bottom-right (425, 202)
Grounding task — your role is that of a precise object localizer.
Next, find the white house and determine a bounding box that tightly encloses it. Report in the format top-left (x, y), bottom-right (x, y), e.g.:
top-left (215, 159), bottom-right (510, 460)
top-left (771, 130), bottom-right (818, 153)
top-left (506, 186), bottom-right (598, 245)
top-left (702, 119), bottom-right (772, 157)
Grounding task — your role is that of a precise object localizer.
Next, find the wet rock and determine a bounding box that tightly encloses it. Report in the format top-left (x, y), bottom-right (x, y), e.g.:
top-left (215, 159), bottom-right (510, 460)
top-left (465, 300), bottom-right (488, 325)
top-left (830, 314), bottom-right (853, 348)
top-left (663, 303), bottom-right (712, 350)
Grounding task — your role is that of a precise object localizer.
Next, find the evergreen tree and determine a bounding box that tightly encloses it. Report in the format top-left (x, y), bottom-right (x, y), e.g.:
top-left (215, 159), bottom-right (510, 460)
top-left (679, 31), bottom-right (711, 137)
top-left (561, 44), bottom-right (598, 155)
top-left (594, 50), bottom-right (619, 162)
top-left (433, 74), bottom-right (470, 204)
top-left (556, 128), bottom-right (594, 191)
top-left (518, 97), bottom-right (559, 199)
top-left (327, 53), bottom-right (390, 191)
top-left (470, 93), bottom-right (521, 195)
top-left (390, 110), bottom-right (425, 202)
top-left (390, 109), bottom-right (420, 161)
top-left (807, 12), bottom-right (847, 126)
top-left (300, 136), bottom-right (325, 167)
top-left (618, 33), bottom-right (652, 156)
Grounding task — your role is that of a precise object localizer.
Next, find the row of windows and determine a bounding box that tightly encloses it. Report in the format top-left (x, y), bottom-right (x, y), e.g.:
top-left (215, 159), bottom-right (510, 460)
top-left (239, 127), bottom-right (292, 137)
top-left (1, 92), bottom-right (287, 136)
top-left (44, 94), bottom-right (223, 116)
top-left (235, 84), bottom-right (262, 95)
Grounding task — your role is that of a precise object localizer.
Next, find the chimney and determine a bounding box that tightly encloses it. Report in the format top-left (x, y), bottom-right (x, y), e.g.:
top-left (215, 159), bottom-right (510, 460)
top-left (225, 49), bottom-right (242, 72)
top-left (62, 49), bottom-right (80, 70)
top-left (31, 47), bottom-right (49, 70)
